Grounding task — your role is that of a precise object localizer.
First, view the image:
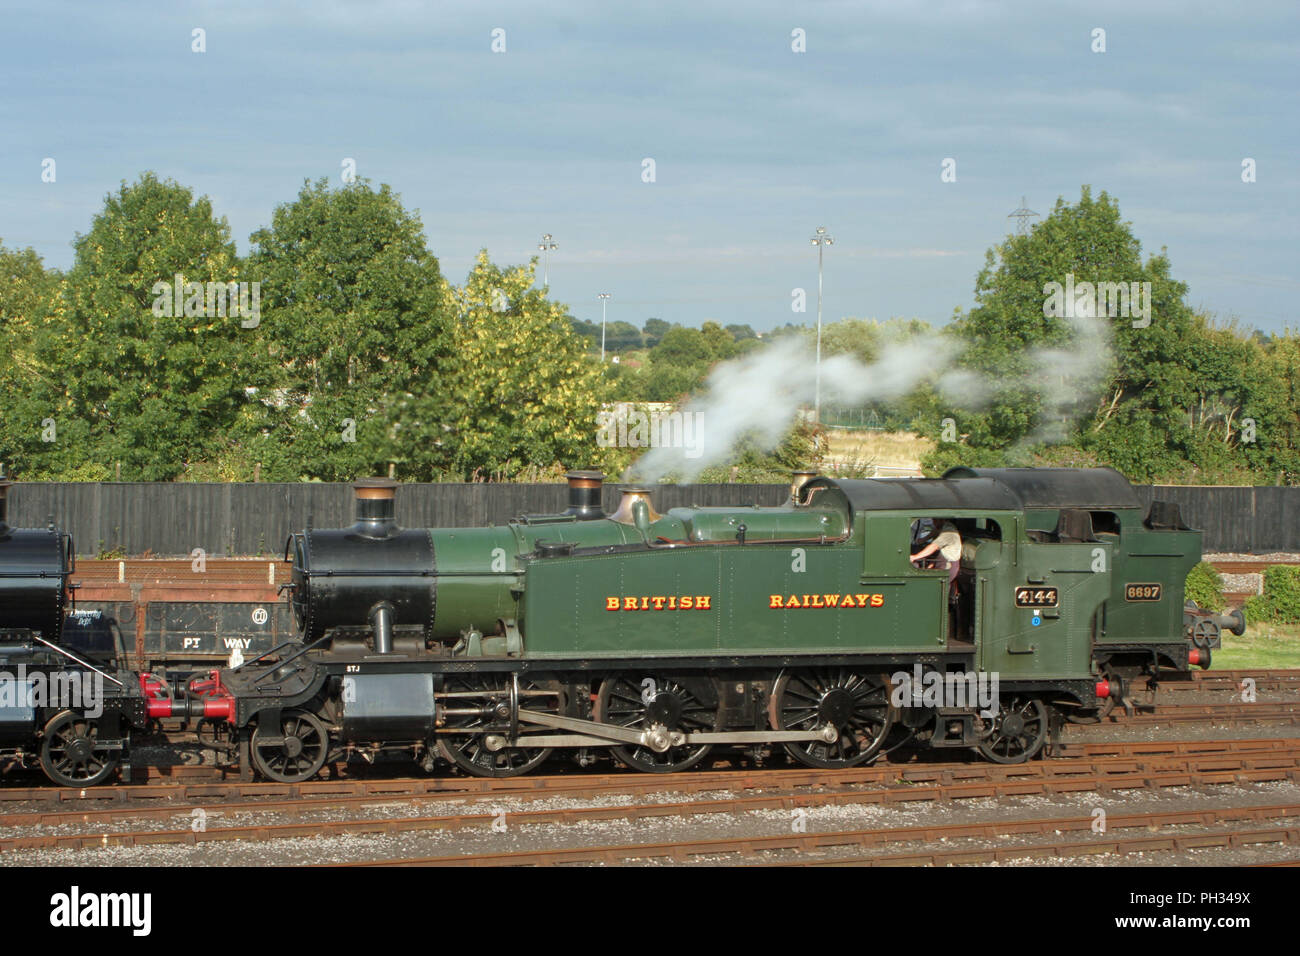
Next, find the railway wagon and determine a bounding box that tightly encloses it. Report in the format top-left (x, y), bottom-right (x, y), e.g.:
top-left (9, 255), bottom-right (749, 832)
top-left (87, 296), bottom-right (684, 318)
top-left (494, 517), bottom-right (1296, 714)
top-left (71, 593), bottom-right (290, 674)
top-left (67, 558), bottom-right (291, 675)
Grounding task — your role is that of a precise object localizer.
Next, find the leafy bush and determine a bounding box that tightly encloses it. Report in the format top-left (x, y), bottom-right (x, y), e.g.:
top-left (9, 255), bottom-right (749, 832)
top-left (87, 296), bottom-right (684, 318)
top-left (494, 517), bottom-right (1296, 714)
top-left (919, 442), bottom-right (1012, 477)
top-left (1184, 561), bottom-right (1225, 611)
top-left (1245, 566), bottom-right (1300, 625)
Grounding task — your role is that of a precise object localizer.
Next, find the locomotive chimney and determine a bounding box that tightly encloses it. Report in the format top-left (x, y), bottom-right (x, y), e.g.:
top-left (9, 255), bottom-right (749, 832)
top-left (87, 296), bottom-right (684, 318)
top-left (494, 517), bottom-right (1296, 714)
top-left (563, 470), bottom-right (605, 520)
top-left (790, 469), bottom-right (817, 503)
top-left (353, 478), bottom-right (398, 538)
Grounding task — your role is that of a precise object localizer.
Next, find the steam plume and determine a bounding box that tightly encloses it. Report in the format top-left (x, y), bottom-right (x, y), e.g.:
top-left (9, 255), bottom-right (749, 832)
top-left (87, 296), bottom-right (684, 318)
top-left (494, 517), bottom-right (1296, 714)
top-left (626, 310), bottom-right (1114, 483)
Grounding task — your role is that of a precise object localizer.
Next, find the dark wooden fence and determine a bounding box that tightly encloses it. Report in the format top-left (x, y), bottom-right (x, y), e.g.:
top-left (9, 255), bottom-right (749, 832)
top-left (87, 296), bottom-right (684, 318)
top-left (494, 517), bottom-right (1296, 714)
top-left (1129, 485), bottom-right (1299, 554)
top-left (8, 481), bottom-right (1297, 557)
top-left (7, 482), bottom-right (790, 557)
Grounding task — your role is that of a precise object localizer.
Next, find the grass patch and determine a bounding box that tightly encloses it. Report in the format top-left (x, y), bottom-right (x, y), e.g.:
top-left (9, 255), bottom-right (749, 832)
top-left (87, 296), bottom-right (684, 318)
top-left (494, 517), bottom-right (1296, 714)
top-left (1213, 622), bottom-right (1300, 670)
top-left (822, 430), bottom-right (935, 476)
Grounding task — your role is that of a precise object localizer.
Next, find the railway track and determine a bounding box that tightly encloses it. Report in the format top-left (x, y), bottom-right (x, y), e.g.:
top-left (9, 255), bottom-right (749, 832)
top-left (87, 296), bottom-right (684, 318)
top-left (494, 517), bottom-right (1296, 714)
top-left (1113, 702), bottom-right (1299, 725)
top-left (1162, 676), bottom-right (1299, 693)
top-left (3, 734), bottom-right (1299, 807)
top-left (809, 824), bottom-right (1300, 866)
top-left (338, 802), bottom-right (1300, 866)
top-left (1209, 560), bottom-right (1300, 576)
top-left (4, 740), bottom-right (1300, 854)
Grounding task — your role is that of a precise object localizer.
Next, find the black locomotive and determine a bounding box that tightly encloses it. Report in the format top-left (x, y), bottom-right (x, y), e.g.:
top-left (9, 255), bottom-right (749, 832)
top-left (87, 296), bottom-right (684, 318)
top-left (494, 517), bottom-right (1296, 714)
top-left (0, 472), bottom-right (151, 784)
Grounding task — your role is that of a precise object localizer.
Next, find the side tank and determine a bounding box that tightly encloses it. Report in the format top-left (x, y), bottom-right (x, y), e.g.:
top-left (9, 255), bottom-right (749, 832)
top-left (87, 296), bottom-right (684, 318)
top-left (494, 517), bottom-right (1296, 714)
top-left (287, 474), bottom-right (851, 649)
top-left (287, 474), bottom-right (646, 646)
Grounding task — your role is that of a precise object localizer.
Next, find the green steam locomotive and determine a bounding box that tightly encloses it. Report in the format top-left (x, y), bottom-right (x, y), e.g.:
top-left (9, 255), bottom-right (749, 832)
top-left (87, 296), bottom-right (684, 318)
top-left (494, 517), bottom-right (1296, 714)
top-left (234, 466), bottom-right (1235, 781)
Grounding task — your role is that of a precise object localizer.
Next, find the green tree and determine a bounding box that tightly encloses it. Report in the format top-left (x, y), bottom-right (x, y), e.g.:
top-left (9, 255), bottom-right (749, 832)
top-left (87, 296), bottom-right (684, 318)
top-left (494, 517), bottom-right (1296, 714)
top-left (245, 178), bottom-right (451, 480)
top-left (693, 419), bottom-right (823, 482)
top-left (651, 326), bottom-right (713, 367)
top-left (924, 187), bottom-right (1234, 481)
top-left (438, 252), bottom-right (617, 478)
top-left (38, 174), bottom-right (253, 480)
top-left (820, 318), bottom-right (882, 365)
top-left (601, 320), bottom-right (643, 352)
top-left (0, 242), bottom-right (78, 477)
top-left (642, 318), bottom-right (672, 348)
top-left (569, 315), bottom-right (600, 350)
top-left (700, 321), bottom-right (737, 360)
top-left (1239, 331), bottom-right (1300, 483)
top-left (641, 363), bottom-right (707, 403)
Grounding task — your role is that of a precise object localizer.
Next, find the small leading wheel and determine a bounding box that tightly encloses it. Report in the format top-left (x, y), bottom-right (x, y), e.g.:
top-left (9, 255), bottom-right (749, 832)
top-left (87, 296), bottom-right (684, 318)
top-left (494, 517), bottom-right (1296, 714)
top-left (595, 675), bottom-right (719, 773)
top-left (39, 710), bottom-right (121, 787)
top-left (977, 696), bottom-right (1048, 764)
top-left (250, 709), bottom-right (329, 782)
top-left (436, 674), bottom-right (556, 778)
top-left (769, 669), bottom-right (892, 769)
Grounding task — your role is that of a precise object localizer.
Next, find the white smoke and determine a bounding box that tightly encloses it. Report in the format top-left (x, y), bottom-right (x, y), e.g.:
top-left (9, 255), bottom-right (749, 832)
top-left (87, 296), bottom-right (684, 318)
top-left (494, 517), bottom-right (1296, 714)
top-left (626, 309), bottom-right (1114, 483)
top-left (629, 334), bottom-right (957, 483)
top-left (1020, 299), bottom-right (1115, 446)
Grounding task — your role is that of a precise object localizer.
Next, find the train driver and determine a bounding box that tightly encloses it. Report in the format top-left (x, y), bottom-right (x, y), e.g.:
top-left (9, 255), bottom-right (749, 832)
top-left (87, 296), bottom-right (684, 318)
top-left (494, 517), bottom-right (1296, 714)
top-left (910, 519), bottom-right (963, 590)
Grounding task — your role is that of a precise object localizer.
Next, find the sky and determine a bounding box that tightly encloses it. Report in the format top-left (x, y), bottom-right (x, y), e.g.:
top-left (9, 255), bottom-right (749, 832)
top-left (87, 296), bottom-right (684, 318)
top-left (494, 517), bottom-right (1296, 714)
top-left (1, 0), bottom-right (1296, 333)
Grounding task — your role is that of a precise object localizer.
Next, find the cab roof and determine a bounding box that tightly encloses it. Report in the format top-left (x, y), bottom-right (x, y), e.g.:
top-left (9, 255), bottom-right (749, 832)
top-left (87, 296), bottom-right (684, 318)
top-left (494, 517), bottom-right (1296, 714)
top-left (800, 467), bottom-right (1140, 515)
top-left (940, 467), bottom-right (1141, 510)
top-left (800, 476), bottom-right (1022, 513)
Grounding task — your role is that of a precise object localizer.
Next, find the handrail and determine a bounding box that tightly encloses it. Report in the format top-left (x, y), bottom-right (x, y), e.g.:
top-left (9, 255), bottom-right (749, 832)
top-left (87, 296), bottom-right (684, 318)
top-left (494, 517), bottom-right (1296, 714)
top-left (231, 639), bottom-right (298, 672)
top-left (251, 633), bottom-right (332, 685)
top-left (648, 532), bottom-right (849, 549)
top-left (30, 633), bottom-right (125, 688)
